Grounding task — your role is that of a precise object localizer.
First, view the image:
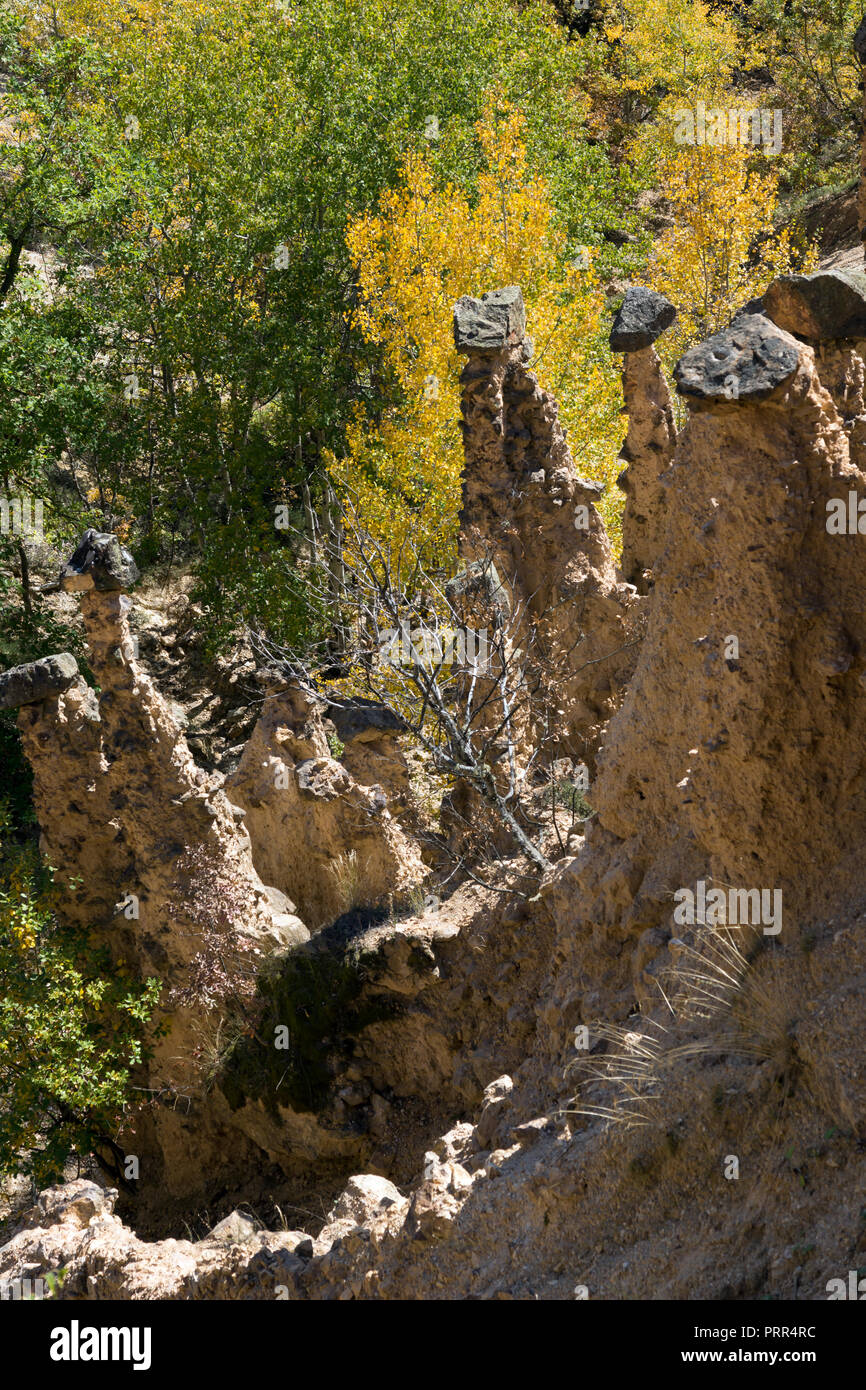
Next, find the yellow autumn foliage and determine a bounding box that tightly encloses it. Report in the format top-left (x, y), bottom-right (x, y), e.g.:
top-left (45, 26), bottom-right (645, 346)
top-left (0, 859), bottom-right (41, 952)
top-left (32, 0), bottom-right (210, 44)
top-left (638, 96), bottom-right (817, 371)
top-left (601, 0), bottom-right (742, 97)
top-left (329, 102), bottom-right (624, 579)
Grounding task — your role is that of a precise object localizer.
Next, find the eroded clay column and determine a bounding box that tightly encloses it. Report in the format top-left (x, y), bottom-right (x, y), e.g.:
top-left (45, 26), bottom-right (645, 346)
top-left (453, 285), bottom-right (527, 581)
top-left (1, 653), bottom-right (121, 927)
top-left (5, 530), bottom-right (313, 1206)
top-left (609, 286), bottom-right (678, 593)
top-left (597, 309), bottom-right (866, 916)
top-left (453, 285), bottom-right (643, 769)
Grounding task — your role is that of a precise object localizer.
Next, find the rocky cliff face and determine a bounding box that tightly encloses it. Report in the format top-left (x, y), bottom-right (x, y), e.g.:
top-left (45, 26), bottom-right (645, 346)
top-left (0, 536), bottom-right (552, 1233)
top-left (6, 275), bottom-right (866, 1296)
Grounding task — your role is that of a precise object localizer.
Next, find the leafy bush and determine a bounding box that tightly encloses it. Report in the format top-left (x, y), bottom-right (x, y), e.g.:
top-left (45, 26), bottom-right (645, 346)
top-left (546, 776), bottom-right (593, 821)
top-left (0, 829), bottom-right (160, 1187)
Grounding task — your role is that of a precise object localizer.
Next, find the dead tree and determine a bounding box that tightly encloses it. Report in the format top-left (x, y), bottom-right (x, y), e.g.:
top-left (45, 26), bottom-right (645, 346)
top-left (249, 494), bottom-right (557, 870)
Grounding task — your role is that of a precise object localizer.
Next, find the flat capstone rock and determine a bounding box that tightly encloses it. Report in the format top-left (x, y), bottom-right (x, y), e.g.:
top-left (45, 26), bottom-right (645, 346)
top-left (453, 286), bottom-right (526, 353)
top-left (0, 652), bottom-right (79, 710)
top-left (674, 315), bottom-right (801, 402)
top-left (60, 529), bottom-right (140, 592)
top-left (763, 270), bottom-right (866, 342)
top-left (327, 698), bottom-right (405, 744)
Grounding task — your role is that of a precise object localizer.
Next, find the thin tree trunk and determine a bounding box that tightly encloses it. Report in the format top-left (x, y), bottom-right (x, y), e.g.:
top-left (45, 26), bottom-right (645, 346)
top-left (17, 539), bottom-right (32, 621)
top-left (325, 481), bottom-right (348, 654)
top-left (0, 224), bottom-right (29, 303)
top-left (302, 470), bottom-right (318, 567)
top-left (861, 82), bottom-right (866, 263)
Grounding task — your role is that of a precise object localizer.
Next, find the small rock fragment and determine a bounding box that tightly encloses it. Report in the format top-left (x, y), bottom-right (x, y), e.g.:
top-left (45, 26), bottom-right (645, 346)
top-left (207, 1211), bottom-right (261, 1245)
top-left (728, 294), bottom-right (766, 327)
top-left (37, 1179), bottom-right (115, 1228)
top-left (325, 1175), bottom-right (404, 1227)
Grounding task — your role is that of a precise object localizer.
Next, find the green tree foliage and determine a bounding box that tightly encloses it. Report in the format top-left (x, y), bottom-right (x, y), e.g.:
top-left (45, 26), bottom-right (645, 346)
top-left (1, 0), bottom-right (638, 654)
top-left (0, 7), bottom-right (119, 639)
top-left (1, 0), bottom-right (857, 657)
top-left (741, 0), bottom-right (864, 193)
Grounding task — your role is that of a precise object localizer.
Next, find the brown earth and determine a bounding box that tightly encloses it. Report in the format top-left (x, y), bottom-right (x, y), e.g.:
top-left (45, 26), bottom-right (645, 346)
top-left (5, 263), bottom-right (866, 1298)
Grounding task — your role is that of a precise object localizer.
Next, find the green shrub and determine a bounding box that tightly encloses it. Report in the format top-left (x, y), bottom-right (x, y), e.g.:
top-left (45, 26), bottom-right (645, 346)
top-left (546, 776), bottom-right (593, 820)
top-left (0, 828), bottom-right (161, 1187)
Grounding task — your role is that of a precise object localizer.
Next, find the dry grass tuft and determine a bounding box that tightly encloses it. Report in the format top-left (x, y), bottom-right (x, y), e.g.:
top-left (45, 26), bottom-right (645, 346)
top-left (325, 849), bottom-right (364, 916)
top-left (565, 924), bottom-right (804, 1131)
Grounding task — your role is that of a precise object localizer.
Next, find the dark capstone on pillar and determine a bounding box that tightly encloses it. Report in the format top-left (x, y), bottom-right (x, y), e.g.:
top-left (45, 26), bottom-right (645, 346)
top-left (0, 653), bottom-right (80, 710)
top-left (609, 287), bottom-right (678, 593)
top-left (453, 285), bottom-right (526, 354)
top-left (60, 529), bottom-right (140, 593)
top-left (763, 269), bottom-right (866, 342)
top-left (674, 315), bottom-right (801, 401)
top-left (609, 286), bottom-right (677, 353)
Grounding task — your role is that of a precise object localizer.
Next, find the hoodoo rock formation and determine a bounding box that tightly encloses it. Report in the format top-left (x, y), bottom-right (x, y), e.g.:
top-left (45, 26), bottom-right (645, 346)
top-left (610, 286), bottom-right (679, 592)
top-left (529, 290), bottom-right (866, 1100)
top-left (453, 285), bottom-right (644, 770)
top-left (7, 532), bottom-right (309, 1218)
top-left (590, 301), bottom-right (866, 948)
top-left (326, 698), bottom-right (412, 816)
top-left (242, 276), bottom-right (866, 1300)
top-left (226, 679), bottom-right (425, 927)
top-left (6, 278), bottom-right (866, 1297)
top-left (0, 537), bottom-right (548, 1232)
